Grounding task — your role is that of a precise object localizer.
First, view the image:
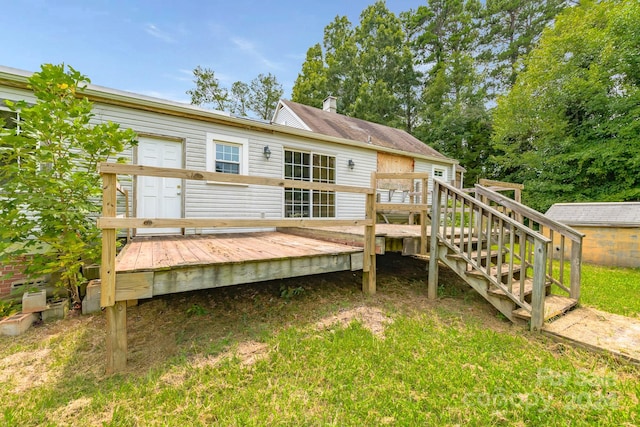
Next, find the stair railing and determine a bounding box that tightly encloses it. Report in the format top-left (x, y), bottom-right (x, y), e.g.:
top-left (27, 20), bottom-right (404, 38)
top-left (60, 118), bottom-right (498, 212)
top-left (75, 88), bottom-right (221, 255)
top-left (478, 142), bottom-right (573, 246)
top-left (428, 180), bottom-right (551, 330)
top-left (474, 185), bottom-right (584, 300)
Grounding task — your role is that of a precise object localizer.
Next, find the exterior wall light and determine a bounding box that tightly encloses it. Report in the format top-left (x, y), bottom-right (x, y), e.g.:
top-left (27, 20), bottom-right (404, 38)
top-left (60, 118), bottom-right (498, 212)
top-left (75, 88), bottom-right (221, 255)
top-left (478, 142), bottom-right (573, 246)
top-left (263, 146), bottom-right (271, 160)
top-left (348, 159), bottom-right (355, 170)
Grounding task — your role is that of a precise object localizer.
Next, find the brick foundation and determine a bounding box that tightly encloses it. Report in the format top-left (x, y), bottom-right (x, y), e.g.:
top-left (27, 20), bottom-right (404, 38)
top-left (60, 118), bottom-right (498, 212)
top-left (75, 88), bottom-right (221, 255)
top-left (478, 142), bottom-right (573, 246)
top-left (0, 256), bottom-right (31, 298)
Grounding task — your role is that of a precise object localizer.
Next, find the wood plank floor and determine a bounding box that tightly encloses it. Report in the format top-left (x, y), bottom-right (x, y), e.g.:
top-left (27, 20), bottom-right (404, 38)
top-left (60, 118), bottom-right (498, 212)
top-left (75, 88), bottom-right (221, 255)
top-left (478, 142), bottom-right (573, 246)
top-left (116, 232), bottom-right (363, 273)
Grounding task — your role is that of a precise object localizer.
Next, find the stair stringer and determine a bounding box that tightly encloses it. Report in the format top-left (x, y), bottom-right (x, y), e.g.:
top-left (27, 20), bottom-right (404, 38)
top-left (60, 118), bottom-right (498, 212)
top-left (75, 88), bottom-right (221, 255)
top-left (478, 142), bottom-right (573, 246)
top-left (436, 243), bottom-right (526, 325)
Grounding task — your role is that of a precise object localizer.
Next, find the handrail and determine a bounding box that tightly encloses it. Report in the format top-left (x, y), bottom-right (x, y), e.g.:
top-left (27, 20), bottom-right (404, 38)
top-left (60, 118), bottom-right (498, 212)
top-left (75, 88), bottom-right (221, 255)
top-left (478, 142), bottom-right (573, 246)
top-left (475, 185), bottom-right (584, 242)
top-left (100, 163), bottom-right (379, 373)
top-left (428, 179), bottom-right (551, 331)
top-left (475, 184), bottom-right (583, 300)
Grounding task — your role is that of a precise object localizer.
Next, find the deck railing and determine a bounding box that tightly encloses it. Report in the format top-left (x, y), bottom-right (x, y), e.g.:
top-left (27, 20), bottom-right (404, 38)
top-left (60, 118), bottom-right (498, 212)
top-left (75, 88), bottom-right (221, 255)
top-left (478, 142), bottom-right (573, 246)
top-left (474, 185), bottom-right (583, 300)
top-left (428, 180), bottom-right (552, 330)
top-left (98, 162), bottom-right (378, 373)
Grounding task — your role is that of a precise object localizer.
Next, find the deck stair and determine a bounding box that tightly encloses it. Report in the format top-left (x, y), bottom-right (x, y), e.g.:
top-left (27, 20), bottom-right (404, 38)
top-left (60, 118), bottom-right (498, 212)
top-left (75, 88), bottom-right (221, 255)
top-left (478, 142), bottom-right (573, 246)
top-left (428, 180), bottom-right (584, 330)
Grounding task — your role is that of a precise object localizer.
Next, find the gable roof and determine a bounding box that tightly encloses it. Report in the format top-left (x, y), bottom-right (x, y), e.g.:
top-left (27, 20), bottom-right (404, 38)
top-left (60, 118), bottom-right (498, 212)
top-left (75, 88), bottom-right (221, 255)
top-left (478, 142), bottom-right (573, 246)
top-left (545, 202), bottom-right (640, 227)
top-left (275, 99), bottom-right (453, 163)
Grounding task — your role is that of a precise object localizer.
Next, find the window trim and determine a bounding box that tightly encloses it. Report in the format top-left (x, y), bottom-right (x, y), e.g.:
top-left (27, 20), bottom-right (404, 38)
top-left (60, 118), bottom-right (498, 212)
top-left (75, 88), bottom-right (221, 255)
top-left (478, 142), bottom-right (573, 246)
top-left (206, 133), bottom-right (249, 185)
top-left (433, 167), bottom-right (446, 179)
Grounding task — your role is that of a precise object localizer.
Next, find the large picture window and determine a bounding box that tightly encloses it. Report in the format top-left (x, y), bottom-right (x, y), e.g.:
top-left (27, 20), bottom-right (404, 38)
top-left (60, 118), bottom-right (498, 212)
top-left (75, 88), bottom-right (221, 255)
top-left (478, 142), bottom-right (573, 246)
top-left (284, 150), bottom-right (335, 218)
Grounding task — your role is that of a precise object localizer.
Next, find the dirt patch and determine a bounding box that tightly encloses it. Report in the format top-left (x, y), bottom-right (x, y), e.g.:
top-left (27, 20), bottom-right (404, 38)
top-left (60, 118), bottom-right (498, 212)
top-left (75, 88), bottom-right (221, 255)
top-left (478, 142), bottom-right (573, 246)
top-left (315, 306), bottom-right (392, 338)
top-left (47, 397), bottom-right (93, 425)
top-left (192, 340), bottom-right (270, 370)
top-left (0, 348), bottom-right (52, 393)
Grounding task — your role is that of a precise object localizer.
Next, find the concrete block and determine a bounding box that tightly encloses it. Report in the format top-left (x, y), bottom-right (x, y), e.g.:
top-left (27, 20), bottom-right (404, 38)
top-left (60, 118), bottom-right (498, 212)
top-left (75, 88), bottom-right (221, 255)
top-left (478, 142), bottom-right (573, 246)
top-left (82, 280), bottom-right (101, 314)
top-left (0, 312), bottom-right (38, 336)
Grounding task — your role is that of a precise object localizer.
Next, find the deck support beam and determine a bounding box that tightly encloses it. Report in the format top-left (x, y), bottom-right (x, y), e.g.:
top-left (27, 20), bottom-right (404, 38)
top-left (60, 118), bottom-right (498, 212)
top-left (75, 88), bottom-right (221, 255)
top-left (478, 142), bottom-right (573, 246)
top-left (362, 172), bottom-right (377, 294)
top-left (427, 181), bottom-right (441, 300)
top-left (106, 301), bottom-right (127, 374)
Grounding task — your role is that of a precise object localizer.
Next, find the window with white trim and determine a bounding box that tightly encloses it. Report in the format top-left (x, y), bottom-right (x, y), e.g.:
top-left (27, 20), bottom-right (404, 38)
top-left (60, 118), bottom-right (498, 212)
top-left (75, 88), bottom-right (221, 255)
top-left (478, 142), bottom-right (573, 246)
top-left (284, 149), bottom-right (335, 218)
top-left (434, 168), bottom-right (446, 179)
top-left (206, 133), bottom-right (249, 177)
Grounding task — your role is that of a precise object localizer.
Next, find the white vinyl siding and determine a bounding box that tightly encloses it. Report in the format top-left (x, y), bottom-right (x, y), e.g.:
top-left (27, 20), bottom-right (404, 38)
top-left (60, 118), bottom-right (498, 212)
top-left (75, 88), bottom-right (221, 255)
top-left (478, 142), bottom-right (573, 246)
top-left (0, 84), bottom-right (458, 234)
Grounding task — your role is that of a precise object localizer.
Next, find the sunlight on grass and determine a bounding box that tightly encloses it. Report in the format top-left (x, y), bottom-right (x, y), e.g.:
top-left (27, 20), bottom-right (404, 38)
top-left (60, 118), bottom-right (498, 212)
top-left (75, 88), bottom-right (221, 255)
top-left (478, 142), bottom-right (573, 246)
top-left (579, 264), bottom-right (640, 317)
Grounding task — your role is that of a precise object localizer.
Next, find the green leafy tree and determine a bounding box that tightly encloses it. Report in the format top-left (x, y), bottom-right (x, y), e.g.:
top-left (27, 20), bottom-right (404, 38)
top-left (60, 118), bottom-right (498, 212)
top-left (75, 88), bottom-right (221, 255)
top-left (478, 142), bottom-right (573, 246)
top-left (188, 68), bottom-right (282, 120)
top-left (186, 66), bottom-right (231, 111)
top-left (479, 0), bottom-right (568, 97)
top-left (0, 64), bottom-right (137, 303)
top-left (491, 0), bottom-right (640, 210)
top-left (352, 1), bottom-right (420, 129)
top-left (246, 73), bottom-right (283, 120)
top-left (322, 15), bottom-right (359, 115)
top-left (292, 43), bottom-right (328, 109)
top-left (230, 81), bottom-right (250, 117)
top-left (411, 0), bottom-right (492, 184)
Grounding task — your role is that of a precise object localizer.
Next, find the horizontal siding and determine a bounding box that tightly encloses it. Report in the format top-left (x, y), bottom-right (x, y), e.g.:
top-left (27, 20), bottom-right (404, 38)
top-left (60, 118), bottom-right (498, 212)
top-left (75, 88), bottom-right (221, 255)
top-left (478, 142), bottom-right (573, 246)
top-left (1, 85), bottom-right (459, 235)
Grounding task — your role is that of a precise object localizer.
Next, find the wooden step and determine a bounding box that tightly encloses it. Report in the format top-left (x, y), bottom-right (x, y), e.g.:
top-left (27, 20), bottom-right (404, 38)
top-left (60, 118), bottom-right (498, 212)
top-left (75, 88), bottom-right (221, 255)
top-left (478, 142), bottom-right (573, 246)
top-left (447, 249), bottom-right (505, 267)
top-left (512, 295), bottom-right (578, 322)
top-left (488, 278), bottom-right (550, 300)
top-left (465, 263), bottom-right (522, 279)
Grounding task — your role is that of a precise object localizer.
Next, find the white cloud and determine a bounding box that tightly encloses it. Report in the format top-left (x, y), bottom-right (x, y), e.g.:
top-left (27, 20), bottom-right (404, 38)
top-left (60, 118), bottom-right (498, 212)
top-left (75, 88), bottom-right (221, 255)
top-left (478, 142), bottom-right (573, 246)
top-left (144, 23), bottom-right (176, 43)
top-left (231, 37), bottom-right (283, 71)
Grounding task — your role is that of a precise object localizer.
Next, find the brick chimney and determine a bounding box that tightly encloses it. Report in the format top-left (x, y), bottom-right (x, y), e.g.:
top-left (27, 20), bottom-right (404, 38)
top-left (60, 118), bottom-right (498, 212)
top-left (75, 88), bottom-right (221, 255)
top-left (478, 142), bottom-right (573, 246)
top-left (323, 96), bottom-right (337, 113)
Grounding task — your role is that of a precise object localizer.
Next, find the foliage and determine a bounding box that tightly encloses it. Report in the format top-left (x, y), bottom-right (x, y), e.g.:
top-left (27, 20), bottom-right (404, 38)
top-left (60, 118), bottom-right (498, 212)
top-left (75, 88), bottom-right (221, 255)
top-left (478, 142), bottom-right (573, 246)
top-left (0, 64), bottom-right (137, 303)
top-left (0, 298), bottom-right (19, 318)
top-left (246, 73), bottom-right (283, 120)
top-left (410, 0), bottom-right (493, 184)
top-left (186, 66), bottom-right (230, 111)
top-left (187, 67), bottom-right (283, 120)
top-left (479, 0), bottom-right (569, 98)
top-left (491, 0), bottom-right (640, 211)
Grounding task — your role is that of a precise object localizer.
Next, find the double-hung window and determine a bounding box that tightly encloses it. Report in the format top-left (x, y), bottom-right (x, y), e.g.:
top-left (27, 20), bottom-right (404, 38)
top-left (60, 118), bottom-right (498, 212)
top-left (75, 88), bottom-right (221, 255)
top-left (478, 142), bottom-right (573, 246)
top-left (206, 133), bottom-right (248, 178)
top-left (284, 149), bottom-right (335, 218)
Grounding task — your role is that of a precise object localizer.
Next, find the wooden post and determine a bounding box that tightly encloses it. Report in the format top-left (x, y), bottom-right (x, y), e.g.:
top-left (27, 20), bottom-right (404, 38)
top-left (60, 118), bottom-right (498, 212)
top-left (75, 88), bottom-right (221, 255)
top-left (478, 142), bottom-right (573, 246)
top-left (570, 239), bottom-right (582, 300)
top-left (420, 177), bottom-right (428, 255)
top-left (362, 172), bottom-right (377, 294)
top-left (427, 181), bottom-right (441, 300)
top-left (101, 171), bottom-right (127, 373)
top-left (106, 301), bottom-right (127, 374)
top-left (530, 238), bottom-right (547, 332)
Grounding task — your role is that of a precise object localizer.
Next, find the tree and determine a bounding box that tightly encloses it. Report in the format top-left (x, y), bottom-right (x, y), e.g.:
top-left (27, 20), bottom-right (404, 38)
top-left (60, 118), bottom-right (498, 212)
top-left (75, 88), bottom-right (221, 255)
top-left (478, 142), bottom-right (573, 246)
top-left (479, 0), bottom-right (568, 98)
top-left (186, 66), bottom-right (231, 111)
top-left (491, 0), bottom-right (640, 211)
top-left (188, 68), bottom-right (283, 120)
top-left (410, 0), bottom-right (492, 184)
top-left (230, 81), bottom-right (250, 117)
top-left (352, 1), bottom-right (419, 128)
top-left (292, 43), bottom-right (328, 109)
top-left (246, 73), bottom-right (283, 120)
top-left (0, 64), bottom-right (137, 303)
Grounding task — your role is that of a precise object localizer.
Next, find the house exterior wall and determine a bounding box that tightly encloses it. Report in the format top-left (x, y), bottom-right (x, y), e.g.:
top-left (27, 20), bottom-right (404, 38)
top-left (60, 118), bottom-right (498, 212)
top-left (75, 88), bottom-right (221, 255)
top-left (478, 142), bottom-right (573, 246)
top-left (552, 226), bottom-right (640, 268)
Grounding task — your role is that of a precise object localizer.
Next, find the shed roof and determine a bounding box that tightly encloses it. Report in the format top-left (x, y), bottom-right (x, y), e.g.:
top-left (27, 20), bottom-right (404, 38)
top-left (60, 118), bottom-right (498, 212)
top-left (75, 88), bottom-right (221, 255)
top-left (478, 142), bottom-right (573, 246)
top-left (545, 202), bottom-right (640, 227)
top-left (276, 99), bottom-right (453, 162)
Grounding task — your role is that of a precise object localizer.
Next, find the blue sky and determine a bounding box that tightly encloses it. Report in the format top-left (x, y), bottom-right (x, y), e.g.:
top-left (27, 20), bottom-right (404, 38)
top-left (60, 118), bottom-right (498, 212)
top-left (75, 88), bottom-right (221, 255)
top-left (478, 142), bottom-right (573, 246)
top-left (3, 0), bottom-right (424, 103)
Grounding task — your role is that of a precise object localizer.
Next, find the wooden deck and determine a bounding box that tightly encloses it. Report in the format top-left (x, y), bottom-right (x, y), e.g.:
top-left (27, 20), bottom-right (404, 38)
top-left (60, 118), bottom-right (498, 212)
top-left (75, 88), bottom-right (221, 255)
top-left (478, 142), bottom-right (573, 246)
top-left (113, 231), bottom-right (364, 301)
top-left (279, 224), bottom-right (430, 255)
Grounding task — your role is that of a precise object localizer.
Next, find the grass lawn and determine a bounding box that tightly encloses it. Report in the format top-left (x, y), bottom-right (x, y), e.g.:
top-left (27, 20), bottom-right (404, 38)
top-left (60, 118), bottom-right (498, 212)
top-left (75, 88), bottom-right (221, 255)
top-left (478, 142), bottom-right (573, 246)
top-left (579, 263), bottom-right (640, 316)
top-left (0, 255), bottom-right (638, 426)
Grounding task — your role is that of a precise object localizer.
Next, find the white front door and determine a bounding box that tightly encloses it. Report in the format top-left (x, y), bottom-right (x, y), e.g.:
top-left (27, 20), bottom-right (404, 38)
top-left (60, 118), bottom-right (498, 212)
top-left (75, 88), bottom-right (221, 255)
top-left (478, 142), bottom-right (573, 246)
top-left (136, 138), bottom-right (183, 235)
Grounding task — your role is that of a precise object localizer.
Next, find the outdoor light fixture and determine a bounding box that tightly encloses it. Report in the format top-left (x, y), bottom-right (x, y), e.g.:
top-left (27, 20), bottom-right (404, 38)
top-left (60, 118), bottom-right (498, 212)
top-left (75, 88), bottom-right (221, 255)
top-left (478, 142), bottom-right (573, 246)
top-left (263, 145), bottom-right (271, 160)
top-left (348, 159), bottom-right (355, 170)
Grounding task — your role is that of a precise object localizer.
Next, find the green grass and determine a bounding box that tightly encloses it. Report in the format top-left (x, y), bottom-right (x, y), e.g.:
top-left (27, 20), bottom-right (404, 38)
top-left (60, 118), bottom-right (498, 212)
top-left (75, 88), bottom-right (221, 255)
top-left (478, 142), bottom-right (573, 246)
top-left (580, 264), bottom-right (640, 316)
top-left (0, 256), bottom-right (638, 426)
